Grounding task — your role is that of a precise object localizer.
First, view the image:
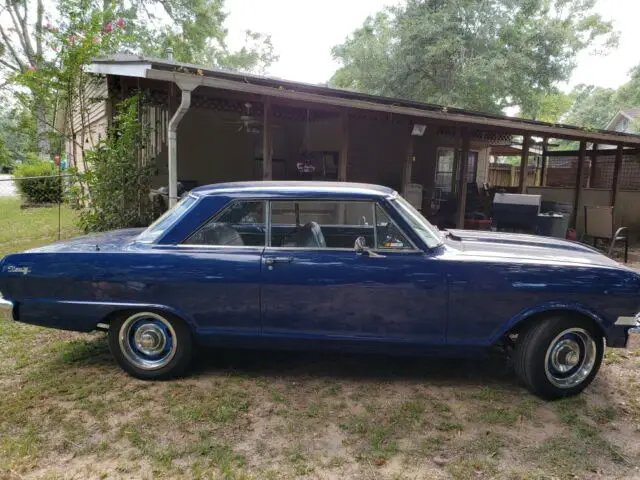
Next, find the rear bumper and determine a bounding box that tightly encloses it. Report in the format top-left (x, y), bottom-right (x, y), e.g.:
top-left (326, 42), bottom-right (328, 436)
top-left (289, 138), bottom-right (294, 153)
top-left (0, 297), bottom-right (14, 319)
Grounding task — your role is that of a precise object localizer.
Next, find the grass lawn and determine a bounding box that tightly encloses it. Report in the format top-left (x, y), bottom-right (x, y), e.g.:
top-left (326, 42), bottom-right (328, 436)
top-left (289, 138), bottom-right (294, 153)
top-left (1, 197), bottom-right (639, 479)
top-left (0, 197), bottom-right (80, 257)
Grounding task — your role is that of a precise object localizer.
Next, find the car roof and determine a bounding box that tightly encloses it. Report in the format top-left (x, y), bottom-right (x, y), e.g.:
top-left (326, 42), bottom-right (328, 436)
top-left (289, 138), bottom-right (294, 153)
top-left (190, 181), bottom-right (397, 199)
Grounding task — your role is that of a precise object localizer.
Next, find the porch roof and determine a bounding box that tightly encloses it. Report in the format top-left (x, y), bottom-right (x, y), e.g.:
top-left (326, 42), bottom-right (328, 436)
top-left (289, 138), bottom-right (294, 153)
top-left (86, 54), bottom-right (640, 147)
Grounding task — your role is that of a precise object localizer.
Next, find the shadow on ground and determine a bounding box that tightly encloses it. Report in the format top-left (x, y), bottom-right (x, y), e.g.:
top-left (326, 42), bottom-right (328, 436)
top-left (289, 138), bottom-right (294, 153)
top-left (58, 333), bottom-right (521, 390)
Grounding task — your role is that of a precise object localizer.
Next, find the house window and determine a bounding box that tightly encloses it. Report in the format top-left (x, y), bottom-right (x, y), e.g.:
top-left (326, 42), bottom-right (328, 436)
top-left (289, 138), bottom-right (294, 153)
top-left (434, 148), bottom-right (479, 193)
top-left (467, 151), bottom-right (479, 184)
top-left (435, 148), bottom-right (455, 193)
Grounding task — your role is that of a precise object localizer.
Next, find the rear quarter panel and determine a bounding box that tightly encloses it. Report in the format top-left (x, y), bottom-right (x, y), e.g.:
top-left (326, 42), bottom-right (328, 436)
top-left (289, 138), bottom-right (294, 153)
top-left (0, 247), bottom-right (262, 333)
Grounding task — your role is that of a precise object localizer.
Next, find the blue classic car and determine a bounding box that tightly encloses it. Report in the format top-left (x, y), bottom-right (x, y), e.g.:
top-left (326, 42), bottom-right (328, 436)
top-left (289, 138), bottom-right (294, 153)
top-left (1, 181), bottom-right (639, 399)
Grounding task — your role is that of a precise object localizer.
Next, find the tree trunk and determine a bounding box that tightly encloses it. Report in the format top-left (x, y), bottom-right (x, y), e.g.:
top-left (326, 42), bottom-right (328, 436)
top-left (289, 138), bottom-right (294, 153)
top-left (36, 100), bottom-right (50, 156)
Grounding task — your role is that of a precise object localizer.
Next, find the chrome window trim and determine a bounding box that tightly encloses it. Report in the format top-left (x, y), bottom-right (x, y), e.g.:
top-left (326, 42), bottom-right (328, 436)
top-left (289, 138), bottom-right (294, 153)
top-left (263, 246), bottom-right (423, 254)
top-left (372, 202), bottom-right (378, 248)
top-left (160, 244), bottom-right (266, 251)
top-left (266, 200), bottom-right (273, 248)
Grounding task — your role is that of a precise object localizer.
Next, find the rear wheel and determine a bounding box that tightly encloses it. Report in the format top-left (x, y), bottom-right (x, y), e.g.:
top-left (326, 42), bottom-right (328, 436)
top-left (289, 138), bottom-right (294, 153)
top-left (513, 315), bottom-right (604, 399)
top-left (108, 311), bottom-right (193, 380)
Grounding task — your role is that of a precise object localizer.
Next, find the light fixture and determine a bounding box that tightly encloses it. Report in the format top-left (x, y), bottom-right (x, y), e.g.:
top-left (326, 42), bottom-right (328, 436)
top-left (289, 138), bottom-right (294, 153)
top-left (411, 124), bottom-right (427, 136)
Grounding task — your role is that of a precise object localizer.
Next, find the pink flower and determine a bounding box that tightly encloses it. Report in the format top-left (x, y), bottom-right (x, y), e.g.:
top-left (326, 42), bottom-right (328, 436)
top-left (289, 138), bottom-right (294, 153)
top-left (104, 22), bottom-right (113, 33)
top-left (116, 18), bottom-right (125, 28)
top-left (27, 65), bottom-right (35, 71)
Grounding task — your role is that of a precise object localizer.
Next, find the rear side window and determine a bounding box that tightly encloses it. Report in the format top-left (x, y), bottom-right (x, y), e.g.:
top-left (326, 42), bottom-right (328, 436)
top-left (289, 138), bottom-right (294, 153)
top-left (184, 201), bottom-right (266, 246)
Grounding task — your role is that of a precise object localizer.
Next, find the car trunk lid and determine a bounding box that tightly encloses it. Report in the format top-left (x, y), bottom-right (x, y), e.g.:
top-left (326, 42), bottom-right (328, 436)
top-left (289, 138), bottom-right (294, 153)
top-left (24, 228), bottom-right (145, 253)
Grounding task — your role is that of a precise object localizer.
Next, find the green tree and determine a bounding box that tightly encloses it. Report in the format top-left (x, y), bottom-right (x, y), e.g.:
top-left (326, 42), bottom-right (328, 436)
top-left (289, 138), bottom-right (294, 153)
top-left (560, 65), bottom-right (640, 130)
top-left (0, 0), bottom-right (277, 158)
top-left (521, 90), bottom-right (575, 123)
top-left (612, 65), bottom-right (640, 109)
top-left (563, 84), bottom-right (617, 129)
top-left (0, 103), bottom-right (39, 164)
top-left (0, 137), bottom-right (11, 171)
top-left (330, 0), bottom-right (617, 115)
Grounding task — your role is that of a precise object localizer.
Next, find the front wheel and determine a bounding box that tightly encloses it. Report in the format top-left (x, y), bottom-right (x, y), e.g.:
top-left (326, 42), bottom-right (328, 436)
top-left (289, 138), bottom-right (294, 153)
top-left (108, 310), bottom-right (193, 380)
top-left (513, 315), bottom-right (604, 400)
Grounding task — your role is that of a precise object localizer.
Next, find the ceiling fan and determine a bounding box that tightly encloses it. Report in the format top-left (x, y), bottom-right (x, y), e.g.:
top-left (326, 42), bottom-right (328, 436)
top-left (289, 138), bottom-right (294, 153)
top-left (222, 102), bottom-right (278, 135)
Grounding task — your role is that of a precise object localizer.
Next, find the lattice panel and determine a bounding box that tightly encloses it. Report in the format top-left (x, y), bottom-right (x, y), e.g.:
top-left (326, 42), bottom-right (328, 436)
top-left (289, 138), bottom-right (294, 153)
top-left (190, 96), bottom-right (260, 115)
top-left (437, 126), bottom-right (514, 145)
top-left (591, 154), bottom-right (640, 190)
top-left (546, 156), bottom-right (589, 187)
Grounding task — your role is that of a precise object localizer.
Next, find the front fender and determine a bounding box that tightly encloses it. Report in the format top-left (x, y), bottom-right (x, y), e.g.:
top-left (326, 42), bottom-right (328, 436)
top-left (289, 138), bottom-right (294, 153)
top-left (491, 301), bottom-right (612, 344)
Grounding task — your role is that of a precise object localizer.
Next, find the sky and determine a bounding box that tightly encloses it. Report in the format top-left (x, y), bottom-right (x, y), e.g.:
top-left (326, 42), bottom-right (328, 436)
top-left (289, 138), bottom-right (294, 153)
top-left (224, 0), bottom-right (640, 92)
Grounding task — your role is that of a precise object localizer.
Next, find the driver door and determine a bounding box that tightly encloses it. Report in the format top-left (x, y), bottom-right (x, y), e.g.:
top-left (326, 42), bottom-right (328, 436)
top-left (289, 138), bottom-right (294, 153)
top-left (260, 199), bottom-right (447, 345)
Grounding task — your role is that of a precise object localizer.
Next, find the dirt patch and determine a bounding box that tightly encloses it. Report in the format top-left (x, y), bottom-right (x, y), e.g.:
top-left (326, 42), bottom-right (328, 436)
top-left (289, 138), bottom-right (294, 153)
top-left (1, 323), bottom-right (639, 479)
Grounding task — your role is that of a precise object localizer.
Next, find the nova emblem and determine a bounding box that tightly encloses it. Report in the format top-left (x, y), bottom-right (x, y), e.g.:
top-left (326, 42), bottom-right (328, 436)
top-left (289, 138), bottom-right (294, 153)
top-left (7, 265), bottom-right (31, 275)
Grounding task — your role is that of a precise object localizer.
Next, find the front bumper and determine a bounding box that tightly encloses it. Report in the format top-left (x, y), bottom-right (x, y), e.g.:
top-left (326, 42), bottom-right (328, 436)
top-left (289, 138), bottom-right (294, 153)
top-left (612, 314), bottom-right (640, 347)
top-left (0, 297), bottom-right (14, 319)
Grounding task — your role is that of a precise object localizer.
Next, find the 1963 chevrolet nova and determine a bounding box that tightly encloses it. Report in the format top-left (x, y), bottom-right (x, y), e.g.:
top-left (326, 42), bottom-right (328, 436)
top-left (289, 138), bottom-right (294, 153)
top-left (1, 181), bottom-right (639, 399)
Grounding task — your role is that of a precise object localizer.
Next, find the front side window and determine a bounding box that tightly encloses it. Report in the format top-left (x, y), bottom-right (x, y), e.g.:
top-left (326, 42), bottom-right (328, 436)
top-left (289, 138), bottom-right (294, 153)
top-left (184, 200), bottom-right (265, 246)
top-left (270, 200), bottom-right (375, 249)
top-left (375, 205), bottom-right (413, 250)
top-left (269, 200), bottom-right (417, 251)
top-left (391, 195), bottom-right (442, 249)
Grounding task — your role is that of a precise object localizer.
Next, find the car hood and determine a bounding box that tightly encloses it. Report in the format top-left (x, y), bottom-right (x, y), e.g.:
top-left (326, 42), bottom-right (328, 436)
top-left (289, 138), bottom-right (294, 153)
top-left (445, 229), bottom-right (621, 268)
top-left (24, 228), bottom-right (146, 253)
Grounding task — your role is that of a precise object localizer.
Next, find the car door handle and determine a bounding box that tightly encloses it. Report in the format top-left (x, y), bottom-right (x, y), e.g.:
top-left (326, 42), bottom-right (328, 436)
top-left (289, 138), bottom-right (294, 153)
top-left (264, 256), bottom-right (294, 266)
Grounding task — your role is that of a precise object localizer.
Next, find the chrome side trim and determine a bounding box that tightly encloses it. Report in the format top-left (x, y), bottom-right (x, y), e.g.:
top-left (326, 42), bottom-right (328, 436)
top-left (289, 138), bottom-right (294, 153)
top-left (614, 315), bottom-right (640, 326)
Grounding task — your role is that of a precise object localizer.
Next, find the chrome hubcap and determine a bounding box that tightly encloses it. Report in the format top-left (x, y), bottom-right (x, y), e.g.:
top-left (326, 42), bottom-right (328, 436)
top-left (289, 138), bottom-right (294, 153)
top-left (134, 324), bottom-right (167, 356)
top-left (119, 312), bottom-right (177, 370)
top-left (544, 328), bottom-right (597, 388)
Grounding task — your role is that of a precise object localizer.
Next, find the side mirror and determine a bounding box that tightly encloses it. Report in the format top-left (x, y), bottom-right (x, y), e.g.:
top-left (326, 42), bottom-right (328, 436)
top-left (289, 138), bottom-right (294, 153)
top-left (354, 236), bottom-right (384, 258)
top-left (354, 236), bottom-right (367, 254)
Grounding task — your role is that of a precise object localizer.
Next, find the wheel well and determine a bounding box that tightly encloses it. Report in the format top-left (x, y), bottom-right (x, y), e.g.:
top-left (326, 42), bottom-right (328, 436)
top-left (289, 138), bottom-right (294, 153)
top-left (96, 309), bottom-right (136, 330)
top-left (505, 309), bottom-right (606, 340)
top-left (97, 308), bottom-right (190, 331)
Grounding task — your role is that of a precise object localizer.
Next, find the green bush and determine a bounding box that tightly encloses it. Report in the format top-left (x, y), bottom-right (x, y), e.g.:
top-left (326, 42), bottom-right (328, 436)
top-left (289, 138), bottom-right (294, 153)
top-left (78, 95), bottom-right (154, 232)
top-left (14, 160), bottom-right (63, 204)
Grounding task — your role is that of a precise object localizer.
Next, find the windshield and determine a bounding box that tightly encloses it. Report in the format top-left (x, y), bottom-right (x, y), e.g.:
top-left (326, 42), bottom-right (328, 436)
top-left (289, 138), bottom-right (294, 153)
top-left (137, 195), bottom-right (198, 243)
top-left (391, 195), bottom-right (442, 249)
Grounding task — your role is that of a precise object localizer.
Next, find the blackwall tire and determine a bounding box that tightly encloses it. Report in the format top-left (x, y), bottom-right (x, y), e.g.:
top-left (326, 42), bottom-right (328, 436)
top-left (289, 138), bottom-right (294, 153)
top-left (513, 315), bottom-right (604, 400)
